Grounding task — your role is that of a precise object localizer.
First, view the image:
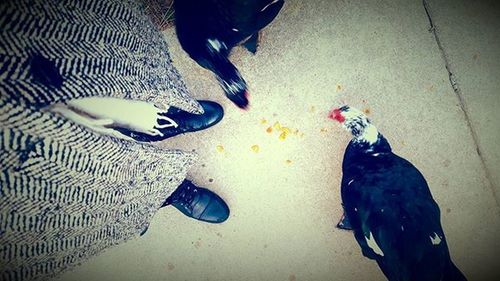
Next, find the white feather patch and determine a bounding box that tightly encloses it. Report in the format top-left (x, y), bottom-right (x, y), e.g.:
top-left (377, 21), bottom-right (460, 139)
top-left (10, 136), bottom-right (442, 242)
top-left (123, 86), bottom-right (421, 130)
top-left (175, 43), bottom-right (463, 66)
top-left (339, 107), bottom-right (379, 144)
top-left (361, 125), bottom-right (379, 144)
top-left (430, 232), bottom-right (442, 245)
top-left (261, 0), bottom-right (280, 12)
top-left (207, 38), bottom-right (226, 52)
top-left (365, 232), bottom-right (384, 256)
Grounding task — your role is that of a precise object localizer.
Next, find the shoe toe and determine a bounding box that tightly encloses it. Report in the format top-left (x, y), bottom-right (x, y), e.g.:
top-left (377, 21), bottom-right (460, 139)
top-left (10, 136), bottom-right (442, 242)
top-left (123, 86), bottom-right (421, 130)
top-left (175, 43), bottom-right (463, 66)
top-left (168, 181), bottom-right (230, 224)
top-left (191, 189), bottom-right (229, 223)
top-left (197, 100), bottom-right (224, 127)
top-left (199, 196), bottom-right (230, 223)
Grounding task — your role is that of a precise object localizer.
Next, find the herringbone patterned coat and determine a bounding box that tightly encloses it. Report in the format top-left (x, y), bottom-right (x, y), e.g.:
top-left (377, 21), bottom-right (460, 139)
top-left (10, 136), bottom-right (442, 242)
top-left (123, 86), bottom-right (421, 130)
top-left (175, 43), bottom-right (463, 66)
top-left (0, 0), bottom-right (201, 280)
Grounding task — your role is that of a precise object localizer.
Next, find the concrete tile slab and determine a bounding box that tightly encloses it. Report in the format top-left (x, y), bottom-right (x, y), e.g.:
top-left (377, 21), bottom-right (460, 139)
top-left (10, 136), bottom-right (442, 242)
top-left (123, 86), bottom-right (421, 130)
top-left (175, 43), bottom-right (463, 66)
top-left (57, 0), bottom-right (500, 280)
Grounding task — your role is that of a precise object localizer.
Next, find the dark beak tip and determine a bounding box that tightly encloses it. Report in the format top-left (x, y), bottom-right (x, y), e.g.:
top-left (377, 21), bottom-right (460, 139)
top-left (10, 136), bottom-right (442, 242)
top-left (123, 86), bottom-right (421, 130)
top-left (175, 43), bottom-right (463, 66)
top-left (226, 90), bottom-right (250, 110)
top-left (237, 98), bottom-right (250, 111)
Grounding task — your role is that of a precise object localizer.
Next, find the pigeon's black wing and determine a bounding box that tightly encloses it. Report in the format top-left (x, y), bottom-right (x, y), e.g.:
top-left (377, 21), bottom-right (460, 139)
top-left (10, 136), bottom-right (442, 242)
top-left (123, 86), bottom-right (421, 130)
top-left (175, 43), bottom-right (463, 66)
top-left (342, 153), bottom-right (456, 281)
top-left (175, 0), bottom-right (283, 49)
top-left (222, 0), bottom-right (284, 32)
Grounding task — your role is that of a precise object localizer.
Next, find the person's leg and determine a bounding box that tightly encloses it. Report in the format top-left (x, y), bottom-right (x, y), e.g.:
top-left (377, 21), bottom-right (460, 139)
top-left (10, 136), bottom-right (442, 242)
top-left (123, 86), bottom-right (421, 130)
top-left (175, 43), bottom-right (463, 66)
top-left (115, 100), bottom-right (224, 142)
top-left (51, 97), bottom-right (230, 226)
top-left (50, 98), bottom-right (224, 142)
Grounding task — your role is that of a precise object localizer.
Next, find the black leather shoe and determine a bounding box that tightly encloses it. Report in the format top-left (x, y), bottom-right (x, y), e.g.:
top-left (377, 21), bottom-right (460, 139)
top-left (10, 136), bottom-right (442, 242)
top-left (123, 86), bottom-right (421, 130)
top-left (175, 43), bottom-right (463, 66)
top-left (162, 180), bottom-right (230, 223)
top-left (114, 100), bottom-right (224, 142)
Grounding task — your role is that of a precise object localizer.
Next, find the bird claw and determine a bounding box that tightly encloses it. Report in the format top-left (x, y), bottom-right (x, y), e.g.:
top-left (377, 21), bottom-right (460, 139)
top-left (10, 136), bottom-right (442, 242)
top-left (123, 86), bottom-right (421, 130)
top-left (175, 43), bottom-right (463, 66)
top-left (336, 213), bottom-right (353, 231)
top-left (242, 33), bottom-right (259, 54)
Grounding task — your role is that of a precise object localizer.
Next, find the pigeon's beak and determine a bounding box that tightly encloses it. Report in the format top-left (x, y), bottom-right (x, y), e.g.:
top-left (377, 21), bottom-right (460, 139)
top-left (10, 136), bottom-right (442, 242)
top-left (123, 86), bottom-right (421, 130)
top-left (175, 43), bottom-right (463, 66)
top-left (328, 108), bottom-right (345, 123)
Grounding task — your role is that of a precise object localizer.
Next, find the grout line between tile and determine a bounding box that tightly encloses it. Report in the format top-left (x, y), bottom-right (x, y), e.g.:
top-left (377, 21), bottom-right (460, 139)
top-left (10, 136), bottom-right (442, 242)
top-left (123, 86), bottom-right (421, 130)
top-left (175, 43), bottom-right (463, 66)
top-left (422, 0), bottom-right (500, 210)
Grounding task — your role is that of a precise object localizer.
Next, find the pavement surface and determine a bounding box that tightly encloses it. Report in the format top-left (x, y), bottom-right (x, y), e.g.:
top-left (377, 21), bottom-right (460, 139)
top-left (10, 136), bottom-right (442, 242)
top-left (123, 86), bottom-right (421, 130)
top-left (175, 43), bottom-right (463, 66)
top-left (57, 0), bottom-right (500, 280)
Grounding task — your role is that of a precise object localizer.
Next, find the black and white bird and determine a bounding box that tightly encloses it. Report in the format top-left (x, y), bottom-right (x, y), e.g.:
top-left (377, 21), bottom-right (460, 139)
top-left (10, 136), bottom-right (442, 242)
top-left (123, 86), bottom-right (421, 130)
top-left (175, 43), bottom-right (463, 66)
top-left (329, 106), bottom-right (467, 281)
top-left (174, 0), bottom-right (284, 109)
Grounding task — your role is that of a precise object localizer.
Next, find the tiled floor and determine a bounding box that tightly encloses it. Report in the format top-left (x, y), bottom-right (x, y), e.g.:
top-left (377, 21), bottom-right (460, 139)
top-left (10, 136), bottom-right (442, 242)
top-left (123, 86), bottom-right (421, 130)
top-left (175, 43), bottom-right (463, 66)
top-left (57, 0), bottom-right (500, 280)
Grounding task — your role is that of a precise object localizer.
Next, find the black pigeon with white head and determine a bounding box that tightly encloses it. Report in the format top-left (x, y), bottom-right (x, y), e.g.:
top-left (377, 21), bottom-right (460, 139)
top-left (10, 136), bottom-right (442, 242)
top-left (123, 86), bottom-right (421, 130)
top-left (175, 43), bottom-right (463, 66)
top-left (174, 0), bottom-right (284, 109)
top-left (329, 105), bottom-right (467, 281)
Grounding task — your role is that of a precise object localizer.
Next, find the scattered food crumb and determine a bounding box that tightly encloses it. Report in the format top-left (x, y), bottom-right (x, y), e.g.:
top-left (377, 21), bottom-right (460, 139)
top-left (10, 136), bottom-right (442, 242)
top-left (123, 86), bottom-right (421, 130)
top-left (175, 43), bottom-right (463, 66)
top-left (167, 263), bottom-right (175, 271)
top-left (286, 160), bottom-right (292, 164)
top-left (320, 128), bottom-right (328, 133)
top-left (209, 178), bottom-right (214, 183)
top-left (336, 84), bottom-right (342, 91)
top-left (260, 118), bottom-right (267, 124)
top-left (251, 145), bottom-right (260, 153)
top-left (363, 108), bottom-right (371, 115)
top-left (262, 120), bottom-right (301, 141)
top-left (446, 208), bottom-right (451, 213)
top-left (309, 106), bottom-right (316, 112)
top-left (216, 145), bottom-right (224, 152)
top-left (279, 131), bottom-right (287, 141)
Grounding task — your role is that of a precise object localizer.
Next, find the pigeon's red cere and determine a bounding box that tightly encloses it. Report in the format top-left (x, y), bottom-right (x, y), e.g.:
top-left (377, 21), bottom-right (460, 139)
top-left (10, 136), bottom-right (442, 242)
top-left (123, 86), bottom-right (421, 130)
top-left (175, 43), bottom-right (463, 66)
top-left (329, 108), bottom-right (345, 123)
